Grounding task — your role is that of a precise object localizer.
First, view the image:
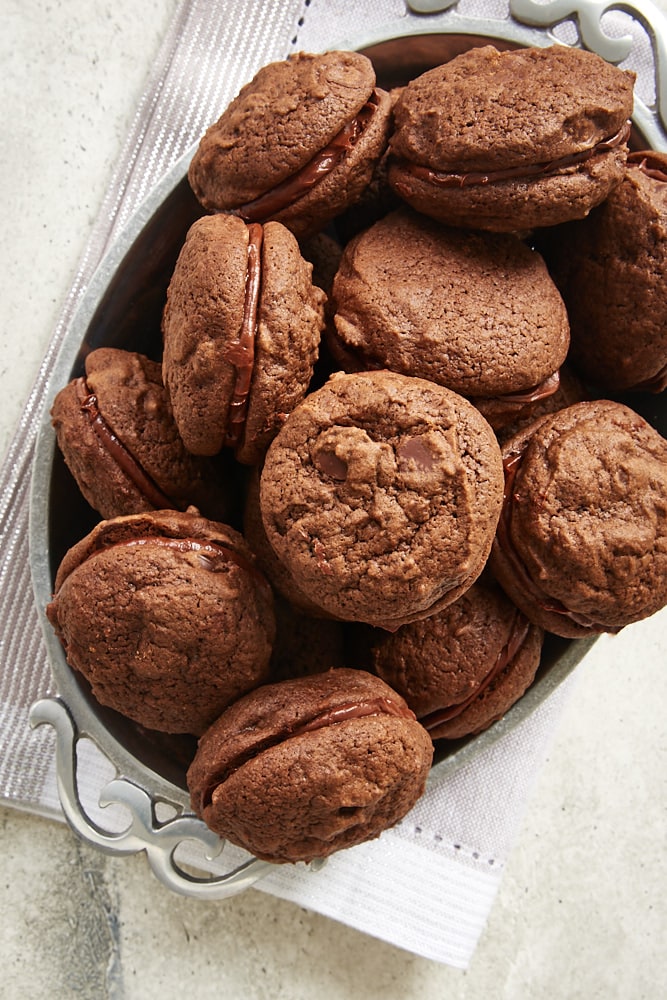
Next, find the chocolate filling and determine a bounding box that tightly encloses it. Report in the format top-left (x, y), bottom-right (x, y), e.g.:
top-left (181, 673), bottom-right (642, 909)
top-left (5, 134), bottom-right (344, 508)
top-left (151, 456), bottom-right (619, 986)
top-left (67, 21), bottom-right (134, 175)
top-left (419, 610), bottom-right (531, 731)
top-left (234, 91), bottom-right (380, 222)
top-left (329, 329), bottom-right (561, 411)
top-left (628, 151), bottom-right (667, 183)
top-left (473, 372), bottom-right (562, 425)
top-left (103, 534), bottom-right (258, 572)
top-left (76, 377), bottom-right (182, 511)
top-left (488, 371), bottom-right (561, 406)
top-left (223, 222), bottom-right (263, 450)
top-left (394, 120), bottom-right (631, 190)
top-left (496, 446), bottom-right (620, 632)
top-left (200, 695), bottom-right (415, 809)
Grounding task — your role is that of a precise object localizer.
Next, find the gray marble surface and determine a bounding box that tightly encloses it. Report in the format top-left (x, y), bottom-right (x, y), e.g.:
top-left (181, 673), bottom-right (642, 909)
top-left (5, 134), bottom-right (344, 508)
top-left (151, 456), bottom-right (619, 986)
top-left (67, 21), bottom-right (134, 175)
top-left (1, 2), bottom-right (666, 997)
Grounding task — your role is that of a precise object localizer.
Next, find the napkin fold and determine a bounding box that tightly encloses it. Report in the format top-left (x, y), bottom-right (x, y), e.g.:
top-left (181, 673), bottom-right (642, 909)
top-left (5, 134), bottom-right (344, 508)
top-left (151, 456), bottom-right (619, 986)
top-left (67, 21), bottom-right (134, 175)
top-left (0, 0), bottom-right (661, 968)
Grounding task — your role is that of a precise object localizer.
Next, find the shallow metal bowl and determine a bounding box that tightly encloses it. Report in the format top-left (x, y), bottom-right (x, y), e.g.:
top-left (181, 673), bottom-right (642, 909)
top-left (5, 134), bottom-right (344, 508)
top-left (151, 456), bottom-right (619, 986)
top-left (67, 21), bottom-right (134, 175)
top-left (28, 0), bottom-right (667, 895)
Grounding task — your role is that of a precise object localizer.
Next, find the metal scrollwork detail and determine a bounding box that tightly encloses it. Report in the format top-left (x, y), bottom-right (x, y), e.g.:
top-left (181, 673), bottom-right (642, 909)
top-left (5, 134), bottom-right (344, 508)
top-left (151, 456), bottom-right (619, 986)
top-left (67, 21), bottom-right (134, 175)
top-left (406, 0), bottom-right (667, 135)
top-left (511, 0), bottom-right (634, 61)
top-left (510, 0), bottom-right (667, 130)
top-left (29, 697), bottom-right (277, 898)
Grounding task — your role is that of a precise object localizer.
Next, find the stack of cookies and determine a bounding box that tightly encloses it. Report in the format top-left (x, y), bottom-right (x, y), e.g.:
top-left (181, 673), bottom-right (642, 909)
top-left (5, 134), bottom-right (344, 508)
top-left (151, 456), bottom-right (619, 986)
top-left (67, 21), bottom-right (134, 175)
top-left (47, 44), bottom-right (667, 864)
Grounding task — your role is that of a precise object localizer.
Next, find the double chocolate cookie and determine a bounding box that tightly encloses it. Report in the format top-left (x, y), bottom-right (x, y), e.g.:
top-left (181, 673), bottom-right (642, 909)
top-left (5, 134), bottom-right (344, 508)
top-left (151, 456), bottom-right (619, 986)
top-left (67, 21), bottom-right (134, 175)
top-left (162, 214), bottom-right (325, 464)
top-left (388, 44), bottom-right (634, 231)
top-left (329, 207), bottom-right (569, 413)
top-left (370, 576), bottom-right (543, 740)
top-left (186, 668), bottom-right (433, 862)
top-left (188, 50), bottom-right (393, 239)
top-left (490, 401), bottom-right (667, 637)
top-left (259, 370), bottom-right (504, 630)
top-left (542, 150), bottom-right (667, 392)
top-left (46, 508), bottom-right (276, 734)
top-left (51, 348), bottom-right (231, 521)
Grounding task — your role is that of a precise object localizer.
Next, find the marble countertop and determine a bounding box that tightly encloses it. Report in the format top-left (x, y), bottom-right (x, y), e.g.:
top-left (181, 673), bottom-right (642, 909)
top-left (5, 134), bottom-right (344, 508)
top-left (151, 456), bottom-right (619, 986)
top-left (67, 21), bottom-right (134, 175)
top-left (1, 2), bottom-right (666, 998)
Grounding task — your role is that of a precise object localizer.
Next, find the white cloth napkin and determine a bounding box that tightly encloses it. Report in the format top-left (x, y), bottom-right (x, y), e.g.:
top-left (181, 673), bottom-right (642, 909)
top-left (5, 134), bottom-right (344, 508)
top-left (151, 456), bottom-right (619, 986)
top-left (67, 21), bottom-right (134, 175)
top-left (0, 0), bottom-right (663, 969)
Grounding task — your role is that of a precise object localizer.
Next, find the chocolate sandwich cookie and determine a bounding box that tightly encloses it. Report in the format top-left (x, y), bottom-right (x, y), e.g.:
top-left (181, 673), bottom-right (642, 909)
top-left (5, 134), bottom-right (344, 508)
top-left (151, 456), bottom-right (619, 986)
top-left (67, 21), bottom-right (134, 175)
top-left (259, 370), bottom-right (504, 630)
top-left (370, 577), bottom-right (543, 740)
top-left (46, 508), bottom-right (275, 735)
top-left (388, 44), bottom-right (634, 232)
top-left (162, 214), bottom-right (325, 464)
top-left (186, 668), bottom-right (433, 863)
top-left (489, 401), bottom-right (667, 638)
top-left (541, 150), bottom-right (667, 392)
top-left (50, 348), bottom-right (231, 521)
top-left (188, 50), bottom-right (393, 240)
top-left (329, 208), bottom-right (569, 406)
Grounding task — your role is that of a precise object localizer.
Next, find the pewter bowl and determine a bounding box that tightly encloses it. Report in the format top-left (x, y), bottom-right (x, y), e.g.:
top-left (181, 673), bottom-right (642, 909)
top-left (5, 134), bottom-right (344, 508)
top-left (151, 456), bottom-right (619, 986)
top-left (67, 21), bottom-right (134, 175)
top-left (28, 1), bottom-right (667, 896)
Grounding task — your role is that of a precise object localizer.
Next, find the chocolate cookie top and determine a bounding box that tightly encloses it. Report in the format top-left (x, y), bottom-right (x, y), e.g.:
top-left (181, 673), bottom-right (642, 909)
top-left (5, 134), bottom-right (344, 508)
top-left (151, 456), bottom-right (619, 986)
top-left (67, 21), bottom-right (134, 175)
top-left (190, 51), bottom-right (376, 205)
top-left (188, 51), bottom-right (392, 238)
top-left (490, 401), bottom-right (667, 637)
top-left (331, 208), bottom-right (570, 397)
top-left (371, 576), bottom-right (543, 739)
top-left (47, 508), bottom-right (275, 735)
top-left (388, 45), bottom-right (634, 230)
top-left (259, 370), bottom-right (504, 629)
top-left (50, 348), bottom-right (231, 520)
top-left (186, 668), bottom-right (433, 862)
top-left (543, 150), bottom-right (667, 392)
top-left (390, 45), bottom-right (633, 174)
top-left (162, 214), bottom-right (325, 463)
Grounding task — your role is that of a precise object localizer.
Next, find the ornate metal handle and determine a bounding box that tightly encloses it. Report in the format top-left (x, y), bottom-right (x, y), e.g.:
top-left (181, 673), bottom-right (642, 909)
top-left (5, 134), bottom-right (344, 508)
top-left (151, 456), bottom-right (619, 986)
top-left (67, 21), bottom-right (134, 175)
top-left (29, 697), bottom-right (285, 898)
